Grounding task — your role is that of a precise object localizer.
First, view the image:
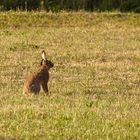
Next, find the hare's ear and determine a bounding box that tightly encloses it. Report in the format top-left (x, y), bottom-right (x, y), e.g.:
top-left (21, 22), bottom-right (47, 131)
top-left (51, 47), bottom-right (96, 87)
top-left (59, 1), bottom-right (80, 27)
top-left (40, 59), bottom-right (43, 65)
top-left (42, 50), bottom-right (47, 60)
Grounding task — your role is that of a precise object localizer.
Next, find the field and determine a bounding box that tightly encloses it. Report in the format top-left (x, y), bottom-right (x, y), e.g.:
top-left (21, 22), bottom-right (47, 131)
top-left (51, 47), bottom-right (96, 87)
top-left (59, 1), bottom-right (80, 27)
top-left (0, 11), bottom-right (140, 140)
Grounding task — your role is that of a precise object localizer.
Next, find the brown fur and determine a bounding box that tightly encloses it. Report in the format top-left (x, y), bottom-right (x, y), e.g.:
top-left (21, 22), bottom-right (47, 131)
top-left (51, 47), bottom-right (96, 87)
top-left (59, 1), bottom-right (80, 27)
top-left (23, 51), bottom-right (54, 95)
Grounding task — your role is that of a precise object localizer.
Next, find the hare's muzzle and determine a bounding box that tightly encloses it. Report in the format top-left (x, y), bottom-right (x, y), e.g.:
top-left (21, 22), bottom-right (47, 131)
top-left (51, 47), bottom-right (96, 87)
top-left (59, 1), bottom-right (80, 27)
top-left (48, 60), bottom-right (54, 68)
top-left (50, 62), bottom-right (54, 68)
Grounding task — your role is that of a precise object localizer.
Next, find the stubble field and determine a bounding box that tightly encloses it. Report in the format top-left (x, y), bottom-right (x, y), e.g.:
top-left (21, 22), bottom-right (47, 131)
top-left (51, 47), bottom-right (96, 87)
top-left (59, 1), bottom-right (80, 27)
top-left (0, 11), bottom-right (140, 140)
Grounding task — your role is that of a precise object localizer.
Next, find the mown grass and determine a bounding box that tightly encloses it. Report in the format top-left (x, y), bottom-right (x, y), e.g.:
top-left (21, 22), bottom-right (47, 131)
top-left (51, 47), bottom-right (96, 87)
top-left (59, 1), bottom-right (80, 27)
top-left (0, 11), bottom-right (140, 140)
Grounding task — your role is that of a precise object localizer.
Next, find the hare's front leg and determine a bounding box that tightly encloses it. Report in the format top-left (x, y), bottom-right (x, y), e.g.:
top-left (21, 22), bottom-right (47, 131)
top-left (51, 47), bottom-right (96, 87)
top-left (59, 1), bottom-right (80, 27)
top-left (41, 82), bottom-right (48, 94)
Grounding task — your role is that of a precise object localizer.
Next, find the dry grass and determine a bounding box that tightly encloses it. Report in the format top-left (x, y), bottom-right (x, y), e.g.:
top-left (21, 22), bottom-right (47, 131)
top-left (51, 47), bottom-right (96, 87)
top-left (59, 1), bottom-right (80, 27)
top-left (0, 11), bottom-right (140, 140)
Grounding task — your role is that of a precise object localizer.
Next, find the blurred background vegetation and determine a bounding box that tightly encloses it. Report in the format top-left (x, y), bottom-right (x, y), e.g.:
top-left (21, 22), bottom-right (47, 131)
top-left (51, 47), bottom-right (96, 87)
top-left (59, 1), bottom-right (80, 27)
top-left (0, 0), bottom-right (140, 13)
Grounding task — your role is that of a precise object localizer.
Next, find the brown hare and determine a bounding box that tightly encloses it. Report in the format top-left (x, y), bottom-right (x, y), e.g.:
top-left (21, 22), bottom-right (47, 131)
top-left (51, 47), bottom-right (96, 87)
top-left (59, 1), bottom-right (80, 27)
top-left (23, 50), bottom-right (54, 95)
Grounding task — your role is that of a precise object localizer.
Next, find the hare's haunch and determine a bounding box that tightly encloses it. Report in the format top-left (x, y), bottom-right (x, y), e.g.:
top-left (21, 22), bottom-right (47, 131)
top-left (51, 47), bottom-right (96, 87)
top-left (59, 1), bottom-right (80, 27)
top-left (23, 50), bottom-right (54, 95)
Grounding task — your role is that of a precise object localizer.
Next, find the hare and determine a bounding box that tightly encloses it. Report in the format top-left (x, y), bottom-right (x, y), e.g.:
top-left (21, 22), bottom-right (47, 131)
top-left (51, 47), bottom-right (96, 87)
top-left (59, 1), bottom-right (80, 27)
top-left (23, 50), bottom-right (54, 95)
